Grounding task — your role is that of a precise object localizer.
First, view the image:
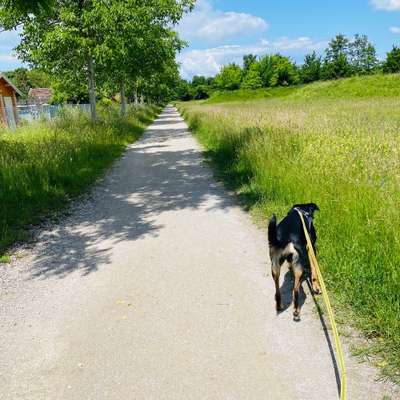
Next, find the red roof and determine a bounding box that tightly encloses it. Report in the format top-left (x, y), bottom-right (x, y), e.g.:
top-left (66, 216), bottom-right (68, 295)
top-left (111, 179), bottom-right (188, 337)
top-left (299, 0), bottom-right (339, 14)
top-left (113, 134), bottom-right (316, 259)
top-left (28, 88), bottom-right (53, 104)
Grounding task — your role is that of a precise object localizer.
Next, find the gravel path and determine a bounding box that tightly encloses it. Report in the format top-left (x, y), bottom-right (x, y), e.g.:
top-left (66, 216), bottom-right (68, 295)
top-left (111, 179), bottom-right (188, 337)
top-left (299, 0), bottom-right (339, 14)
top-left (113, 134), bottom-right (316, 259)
top-left (0, 106), bottom-right (398, 400)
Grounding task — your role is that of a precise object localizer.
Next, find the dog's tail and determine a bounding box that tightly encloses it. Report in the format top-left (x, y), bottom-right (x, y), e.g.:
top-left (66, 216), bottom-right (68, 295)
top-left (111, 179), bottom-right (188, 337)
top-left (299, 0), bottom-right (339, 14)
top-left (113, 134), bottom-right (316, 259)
top-left (268, 214), bottom-right (279, 247)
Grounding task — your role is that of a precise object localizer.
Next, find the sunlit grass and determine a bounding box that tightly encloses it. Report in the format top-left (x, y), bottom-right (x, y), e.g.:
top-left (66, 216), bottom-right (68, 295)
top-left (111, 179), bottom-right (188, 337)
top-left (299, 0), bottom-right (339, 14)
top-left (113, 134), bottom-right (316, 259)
top-left (0, 104), bottom-right (159, 252)
top-left (179, 82), bottom-right (400, 382)
top-left (206, 73), bottom-right (400, 104)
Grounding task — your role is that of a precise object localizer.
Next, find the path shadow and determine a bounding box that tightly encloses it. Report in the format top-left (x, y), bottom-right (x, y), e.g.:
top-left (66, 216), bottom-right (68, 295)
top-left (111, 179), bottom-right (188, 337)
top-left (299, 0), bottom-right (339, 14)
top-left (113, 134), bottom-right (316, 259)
top-left (29, 107), bottom-right (235, 279)
top-left (305, 280), bottom-right (342, 396)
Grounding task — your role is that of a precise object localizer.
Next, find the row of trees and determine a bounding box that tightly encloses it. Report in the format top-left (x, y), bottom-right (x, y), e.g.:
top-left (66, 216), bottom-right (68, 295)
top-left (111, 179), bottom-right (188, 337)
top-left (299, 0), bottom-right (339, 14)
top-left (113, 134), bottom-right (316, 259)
top-left (0, 0), bottom-right (194, 120)
top-left (177, 34), bottom-right (400, 100)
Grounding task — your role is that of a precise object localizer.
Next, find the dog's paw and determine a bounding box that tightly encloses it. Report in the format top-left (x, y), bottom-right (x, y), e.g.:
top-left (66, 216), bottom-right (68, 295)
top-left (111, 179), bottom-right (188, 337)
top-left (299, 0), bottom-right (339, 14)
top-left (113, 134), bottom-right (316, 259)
top-left (313, 287), bottom-right (322, 295)
top-left (293, 310), bottom-right (301, 322)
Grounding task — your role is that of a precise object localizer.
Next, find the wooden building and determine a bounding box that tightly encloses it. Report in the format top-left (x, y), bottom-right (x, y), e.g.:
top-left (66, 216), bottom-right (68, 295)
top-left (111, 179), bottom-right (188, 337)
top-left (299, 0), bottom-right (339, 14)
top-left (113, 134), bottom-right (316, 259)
top-left (0, 73), bottom-right (22, 129)
top-left (28, 87), bottom-right (52, 105)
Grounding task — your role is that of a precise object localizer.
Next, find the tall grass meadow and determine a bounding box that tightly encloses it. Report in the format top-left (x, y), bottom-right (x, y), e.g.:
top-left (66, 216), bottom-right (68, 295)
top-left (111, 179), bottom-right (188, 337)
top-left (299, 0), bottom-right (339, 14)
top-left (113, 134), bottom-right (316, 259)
top-left (179, 80), bottom-right (400, 381)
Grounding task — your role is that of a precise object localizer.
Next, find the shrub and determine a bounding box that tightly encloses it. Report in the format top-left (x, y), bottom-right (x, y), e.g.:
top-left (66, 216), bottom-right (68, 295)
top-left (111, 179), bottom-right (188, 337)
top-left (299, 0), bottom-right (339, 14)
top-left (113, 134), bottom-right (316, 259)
top-left (214, 63), bottom-right (242, 90)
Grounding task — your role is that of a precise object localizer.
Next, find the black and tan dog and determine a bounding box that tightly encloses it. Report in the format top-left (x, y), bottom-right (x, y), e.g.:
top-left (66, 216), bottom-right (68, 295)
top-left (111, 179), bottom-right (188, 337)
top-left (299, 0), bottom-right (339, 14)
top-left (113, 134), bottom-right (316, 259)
top-left (268, 203), bottom-right (321, 320)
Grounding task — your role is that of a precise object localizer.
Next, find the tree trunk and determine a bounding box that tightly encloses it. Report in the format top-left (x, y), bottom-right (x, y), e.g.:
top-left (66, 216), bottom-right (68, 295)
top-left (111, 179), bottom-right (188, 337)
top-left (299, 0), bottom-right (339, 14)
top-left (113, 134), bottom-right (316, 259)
top-left (120, 80), bottom-right (127, 116)
top-left (133, 82), bottom-right (139, 106)
top-left (87, 54), bottom-right (97, 122)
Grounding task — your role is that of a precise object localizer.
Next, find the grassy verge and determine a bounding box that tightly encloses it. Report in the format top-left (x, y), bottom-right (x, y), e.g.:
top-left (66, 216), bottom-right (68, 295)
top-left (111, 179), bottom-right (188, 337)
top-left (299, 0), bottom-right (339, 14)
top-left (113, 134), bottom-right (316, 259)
top-left (206, 73), bottom-right (400, 104)
top-left (178, 76), bottom-right (400, 382)
top-left (0, 104), bottom-right (160, 253)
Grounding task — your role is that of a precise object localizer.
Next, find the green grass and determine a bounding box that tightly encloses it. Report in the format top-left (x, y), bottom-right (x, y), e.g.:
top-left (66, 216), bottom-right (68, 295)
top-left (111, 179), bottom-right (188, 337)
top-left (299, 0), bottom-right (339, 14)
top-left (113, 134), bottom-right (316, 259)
top-left (0, 254), bottom-right (11, 263)
top-left (178, 74), bottom-right (400, 383)
top-left (0, 104), bottom-right (159, 253)
top-left (206, 73), bottom-right (400, 104)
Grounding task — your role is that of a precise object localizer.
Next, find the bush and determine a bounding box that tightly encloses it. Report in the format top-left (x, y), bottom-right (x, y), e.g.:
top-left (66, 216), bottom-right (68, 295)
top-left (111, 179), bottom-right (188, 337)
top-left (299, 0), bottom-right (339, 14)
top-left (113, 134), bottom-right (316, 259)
top-left (259, 54), bottom-right (299, 87)
top-left (214, 63), bottom-right (242, 90)
top-left (241, 63), bottom-right (263, 89)
top-left (383, 46), bottom-right (400, 73)
top-left (193, 85), bottom-right (210, 100)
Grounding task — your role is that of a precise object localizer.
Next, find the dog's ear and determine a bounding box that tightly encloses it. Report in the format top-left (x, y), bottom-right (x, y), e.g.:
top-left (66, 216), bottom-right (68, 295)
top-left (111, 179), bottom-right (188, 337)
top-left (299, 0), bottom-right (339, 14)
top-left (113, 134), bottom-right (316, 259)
top-left (310, 203), bottom-right (319, 212)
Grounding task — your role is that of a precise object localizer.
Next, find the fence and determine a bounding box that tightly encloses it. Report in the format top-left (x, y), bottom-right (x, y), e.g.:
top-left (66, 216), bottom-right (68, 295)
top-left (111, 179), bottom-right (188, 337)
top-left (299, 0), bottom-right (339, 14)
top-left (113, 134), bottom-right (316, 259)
top-left (17, 103), bottom-right (91, 123)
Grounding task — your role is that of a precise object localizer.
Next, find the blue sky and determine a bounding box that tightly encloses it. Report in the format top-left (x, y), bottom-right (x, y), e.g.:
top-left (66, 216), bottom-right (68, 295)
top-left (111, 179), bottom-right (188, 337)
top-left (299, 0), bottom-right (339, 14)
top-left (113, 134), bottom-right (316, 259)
top-left (176, 0), bottom-right (400, 78)
top-left (0, 0), bottom-right (400, 78)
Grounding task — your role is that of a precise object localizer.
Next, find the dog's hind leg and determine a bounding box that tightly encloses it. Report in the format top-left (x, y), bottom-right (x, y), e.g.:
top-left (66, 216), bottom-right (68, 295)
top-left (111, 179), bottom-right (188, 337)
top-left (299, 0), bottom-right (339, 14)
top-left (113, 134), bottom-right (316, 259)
top-left (271, 260), bottom-right (282, 312)
top-left (292, 259), bottom-right (304, 321)
top-left (309, 254), bottom-right (321, 295)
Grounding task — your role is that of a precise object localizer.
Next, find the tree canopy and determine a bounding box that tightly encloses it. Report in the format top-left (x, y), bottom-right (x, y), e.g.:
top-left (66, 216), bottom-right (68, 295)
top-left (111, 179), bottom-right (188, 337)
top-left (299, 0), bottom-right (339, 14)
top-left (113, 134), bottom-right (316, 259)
top-left (1, 0), bottom-right (194, 120)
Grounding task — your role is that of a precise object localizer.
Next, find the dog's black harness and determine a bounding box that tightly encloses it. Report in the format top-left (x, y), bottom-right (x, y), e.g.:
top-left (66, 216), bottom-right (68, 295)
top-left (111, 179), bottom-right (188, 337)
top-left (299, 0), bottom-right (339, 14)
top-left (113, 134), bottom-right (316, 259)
top-left (294, 207), bottom-right (313, 233)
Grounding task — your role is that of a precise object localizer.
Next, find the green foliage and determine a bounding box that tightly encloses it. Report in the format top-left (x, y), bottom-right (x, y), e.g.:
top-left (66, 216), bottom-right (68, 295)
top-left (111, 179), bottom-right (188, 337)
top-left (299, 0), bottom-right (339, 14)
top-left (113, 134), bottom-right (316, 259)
top-left (174, 75), bottom-right (214, 101)
top-left (4, 68), bottom-right (51, 98)
top-left (322, 34), bottom-right (351, 79)
top-left (175, 79), bottom-right (194, 101)
top-left (243, 54), bottom-right (257, 73)
top-left (179, 84), bottom-right (400, 382)
top-left (300, 52), bottom-right (322, 83)
top-left (3, 0), bottom-right (193, 118)
top-left (193, 85), bottom-right (210, 100)
top-left (349, 34), bottom-right (379, 75)
top-left (0, 0), bottom-right (54, 28)
top-left (0, 105), bottom-right (159, 252)
top-left (192, 75), bottom-right (207, 86)
top-left (214, 63), bottom-right (242, 90)
top-left (258, 54), bottom-right (299, 87)
top-left (241, 63), bottom-right (263, 89)
top-left (383, 46), bottom-right (400, 73)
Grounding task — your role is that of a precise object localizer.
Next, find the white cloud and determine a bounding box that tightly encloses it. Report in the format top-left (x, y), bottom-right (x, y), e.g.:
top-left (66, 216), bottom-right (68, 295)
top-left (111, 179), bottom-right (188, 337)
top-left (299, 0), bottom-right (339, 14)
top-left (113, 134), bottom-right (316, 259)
top-left (177, 37), bottom-right (328, 79)
top-left (269, 36), bottom-right (327, 52)
top-left (177, 0), bottom-right (268, 42)
top-left (390, 26), bottom-right (400, 33)
top-left (371, 0), bottom-right (400, 10)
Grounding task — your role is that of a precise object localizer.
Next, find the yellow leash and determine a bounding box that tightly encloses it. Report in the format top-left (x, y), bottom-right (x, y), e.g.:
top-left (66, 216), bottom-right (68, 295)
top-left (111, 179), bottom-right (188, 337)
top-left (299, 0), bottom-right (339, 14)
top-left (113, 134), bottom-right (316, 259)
top-left (296, 209), bottom-right (347, 400)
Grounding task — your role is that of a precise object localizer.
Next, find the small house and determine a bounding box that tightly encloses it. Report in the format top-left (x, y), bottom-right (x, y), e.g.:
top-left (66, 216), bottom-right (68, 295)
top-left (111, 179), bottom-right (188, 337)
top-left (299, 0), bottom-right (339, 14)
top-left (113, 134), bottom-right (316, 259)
top-left (28, 87), bottom-right (52, 105)
top-left (0, 73), bottom-right (21, 129)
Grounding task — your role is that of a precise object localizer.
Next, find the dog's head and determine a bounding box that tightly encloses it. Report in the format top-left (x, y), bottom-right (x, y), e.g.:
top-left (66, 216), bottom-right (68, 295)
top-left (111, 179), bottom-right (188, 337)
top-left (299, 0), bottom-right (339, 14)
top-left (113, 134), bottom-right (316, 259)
top-left (292, 203), bottom-right (319, 217)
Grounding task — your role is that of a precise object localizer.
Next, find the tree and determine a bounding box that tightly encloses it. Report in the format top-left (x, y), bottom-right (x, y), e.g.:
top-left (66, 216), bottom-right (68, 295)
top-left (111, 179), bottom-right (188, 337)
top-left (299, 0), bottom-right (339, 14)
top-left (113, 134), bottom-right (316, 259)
top-left (0, 0), bottom-right (54, 28)
top-left (192, 75), bottom-right (207, 87)
top-left (243, 54), bottom-right (257, 74)
top-left (97, 0), bottom-right (192, 115)
top-left (258, 55), bottom-right (275, 87)
top-left (300, 52), bottom-right (322, 83)
top-left (241, 63), bottom-right (262, 89)
top-left (322, 34), bottom-right (351, 79)
top-left (383, 46), bottom-right (400, 73)
top-left (258, 54), bottom-right (299, 87)
top-left (193, 85), bottom-right (209, 100)
top-left (12, 0), bottom-right (194, 120)
top-left (349, 34), bottom-right (378, 75)
top-left (175, 79), bottom-right (193, 101)
top-left (214, 63), bottom-right (242, 90)
top-left (270, 55), bottom-right (299, 86)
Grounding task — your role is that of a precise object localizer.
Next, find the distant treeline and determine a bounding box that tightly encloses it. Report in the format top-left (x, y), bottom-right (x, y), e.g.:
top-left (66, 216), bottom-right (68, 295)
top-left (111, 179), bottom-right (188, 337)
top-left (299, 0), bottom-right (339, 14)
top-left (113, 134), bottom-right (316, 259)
top-left (176, 34), bottom-right (400, 101)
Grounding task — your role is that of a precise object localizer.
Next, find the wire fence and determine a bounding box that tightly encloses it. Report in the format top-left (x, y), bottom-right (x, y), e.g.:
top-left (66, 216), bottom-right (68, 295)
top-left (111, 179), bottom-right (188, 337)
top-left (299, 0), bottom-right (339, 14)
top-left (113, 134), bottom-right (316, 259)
top-left (17, 104), bottom-right (91, 123)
